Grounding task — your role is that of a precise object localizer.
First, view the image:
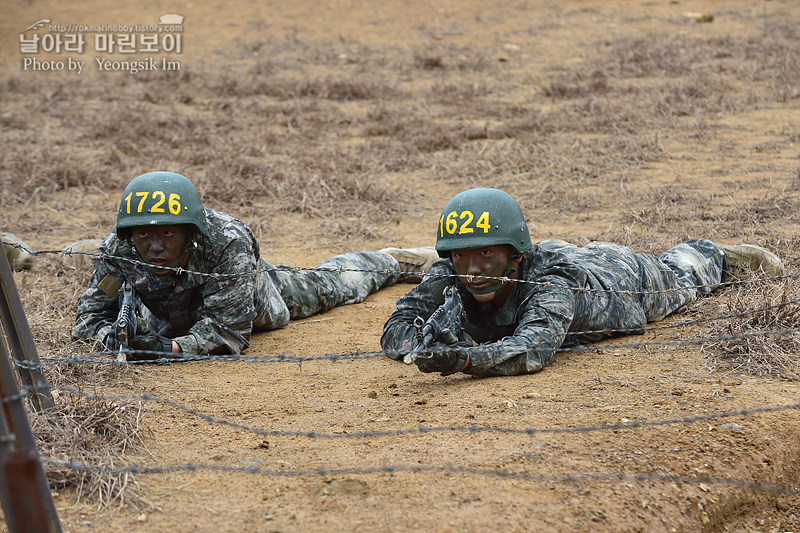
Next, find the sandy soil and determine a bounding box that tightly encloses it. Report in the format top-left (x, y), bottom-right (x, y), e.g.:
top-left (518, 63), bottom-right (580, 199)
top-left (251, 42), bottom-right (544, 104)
top-left (2, 1), bottom-right (800, 532)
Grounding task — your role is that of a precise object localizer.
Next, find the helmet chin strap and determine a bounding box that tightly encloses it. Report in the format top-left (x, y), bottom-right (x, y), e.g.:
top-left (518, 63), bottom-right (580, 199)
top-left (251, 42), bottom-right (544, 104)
top-left (464, 258), bottom-right (518, 296)
top-left (167, 240), bottom-right (197, 268)
top-left (162, 249), bottom-right (190, 269)
top-left (130, 238), bottom-right (196, 273)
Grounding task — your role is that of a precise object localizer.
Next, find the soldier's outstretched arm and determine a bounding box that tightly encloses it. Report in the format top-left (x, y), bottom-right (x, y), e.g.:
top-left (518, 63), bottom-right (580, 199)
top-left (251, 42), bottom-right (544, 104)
top-left (381, 264), bottom-right (450, 359)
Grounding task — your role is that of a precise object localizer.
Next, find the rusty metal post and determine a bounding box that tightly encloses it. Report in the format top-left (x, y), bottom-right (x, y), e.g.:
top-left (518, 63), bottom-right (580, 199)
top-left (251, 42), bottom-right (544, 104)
top-left (0, 413), bottom-right (11, 457)
top-left (0, 242), bottom-right (54, 412)
top-left (0, 327), bottom-right (61, 532)
top-left (0, 241), bottom-right (61, 531)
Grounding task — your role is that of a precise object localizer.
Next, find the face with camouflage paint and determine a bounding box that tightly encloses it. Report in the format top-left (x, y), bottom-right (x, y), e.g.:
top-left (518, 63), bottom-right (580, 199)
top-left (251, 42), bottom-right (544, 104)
top-left (451, 244), bottom-right (522, 304)
top-left (131, 224), bottom-right (192, 275)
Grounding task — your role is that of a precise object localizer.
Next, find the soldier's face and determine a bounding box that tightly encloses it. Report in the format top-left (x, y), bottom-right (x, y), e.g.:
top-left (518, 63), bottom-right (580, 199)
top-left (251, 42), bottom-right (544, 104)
top-left (131, 224), bottom-right (191, 273)
top-left (451, 244), bottom-right (516, 303)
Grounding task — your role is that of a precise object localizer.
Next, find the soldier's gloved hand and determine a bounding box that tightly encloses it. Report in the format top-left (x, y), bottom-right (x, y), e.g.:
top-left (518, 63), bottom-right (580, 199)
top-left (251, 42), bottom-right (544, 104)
top-left (415, 342), bottom-right (471, 376)
top-left (102, 332), bottom-right (122, 353)
top-left (439, 328), bottom-right (459, 345)
top-left (128, 334), bottom-right (172, 361)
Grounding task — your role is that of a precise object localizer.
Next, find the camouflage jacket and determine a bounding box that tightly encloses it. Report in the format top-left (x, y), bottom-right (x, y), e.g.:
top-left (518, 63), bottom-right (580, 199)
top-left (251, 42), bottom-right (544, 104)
top-left (73, 209), bottom-right (289, 355)
top-left (381, 240), bottom-right (718, 377)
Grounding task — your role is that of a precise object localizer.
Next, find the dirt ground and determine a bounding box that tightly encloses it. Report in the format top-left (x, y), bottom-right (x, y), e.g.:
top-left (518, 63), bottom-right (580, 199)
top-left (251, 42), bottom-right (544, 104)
top-left (2, 0), bottom-right (800, 532)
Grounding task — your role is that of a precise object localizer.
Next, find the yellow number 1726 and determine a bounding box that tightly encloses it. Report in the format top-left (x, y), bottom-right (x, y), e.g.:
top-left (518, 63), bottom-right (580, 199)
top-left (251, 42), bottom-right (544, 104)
top-left (124, 191), bottom-right (182, 215)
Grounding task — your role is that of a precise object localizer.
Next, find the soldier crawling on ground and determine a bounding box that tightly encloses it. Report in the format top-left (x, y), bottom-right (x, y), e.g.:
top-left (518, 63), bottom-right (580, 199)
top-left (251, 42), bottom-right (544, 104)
top-left (381, 188), bottom-right (785, 377)
top-left (72, 171), bottom-right (439, 359)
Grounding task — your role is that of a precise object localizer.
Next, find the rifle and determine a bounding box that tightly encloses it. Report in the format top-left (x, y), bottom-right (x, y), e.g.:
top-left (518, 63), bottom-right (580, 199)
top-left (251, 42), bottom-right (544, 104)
top-left (403, 285), bottom-right (464, 364)
top-left (115, 280), bottom-right (138, 362)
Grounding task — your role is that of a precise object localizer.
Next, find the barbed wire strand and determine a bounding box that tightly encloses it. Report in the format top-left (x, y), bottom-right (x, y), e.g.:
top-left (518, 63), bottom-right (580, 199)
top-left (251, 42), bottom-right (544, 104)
top-left (40, 459), bottom-right (798, 495)
top-left (5, 241), bottom-right (797, 296)
top-left (14, 324), bottom-right (800, 370)
top-left (27, 384), bottom-right (800, 441)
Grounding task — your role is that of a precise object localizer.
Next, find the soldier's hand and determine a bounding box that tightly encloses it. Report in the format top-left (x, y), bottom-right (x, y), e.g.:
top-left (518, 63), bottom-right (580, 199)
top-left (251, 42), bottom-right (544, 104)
top-left (439, 328), bottom-right (459, 345)
top-left (128, 334), bottom-right (172, 361)
top-left (102, 332), bottom-right (122, 352)
top-left (414, 342), bottom-right (470, 376)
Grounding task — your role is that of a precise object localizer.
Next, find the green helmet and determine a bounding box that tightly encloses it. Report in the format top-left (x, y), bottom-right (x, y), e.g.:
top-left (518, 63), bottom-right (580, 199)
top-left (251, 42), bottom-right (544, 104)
top-left (116, 171), bottom-right (208, 239)
top-left (435, 188), bottom-right (532, 257)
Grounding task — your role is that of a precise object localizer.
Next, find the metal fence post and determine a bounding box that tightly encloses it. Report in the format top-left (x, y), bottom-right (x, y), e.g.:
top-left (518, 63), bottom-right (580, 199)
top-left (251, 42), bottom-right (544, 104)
top-left (0, 242), bottom-right (54, 413)
top-left (0, 327), bottom-right (62, 532)
top-left (0, 242), bottom-right (61, 531)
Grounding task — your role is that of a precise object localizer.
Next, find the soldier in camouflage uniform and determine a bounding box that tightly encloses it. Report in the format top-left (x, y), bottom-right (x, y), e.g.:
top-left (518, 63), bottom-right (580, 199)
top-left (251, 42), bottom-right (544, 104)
top-left (73, 171), bottom-right (438, 359)
top-left (381, 188), bottom-right (785, 377)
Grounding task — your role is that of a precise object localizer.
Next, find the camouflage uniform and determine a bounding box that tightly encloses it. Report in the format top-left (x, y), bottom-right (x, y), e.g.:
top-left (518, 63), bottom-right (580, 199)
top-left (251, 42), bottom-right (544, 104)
top-left (381, 238), bottom-right (726, 377)
top-left (73, 209), bottom-right (399, 355)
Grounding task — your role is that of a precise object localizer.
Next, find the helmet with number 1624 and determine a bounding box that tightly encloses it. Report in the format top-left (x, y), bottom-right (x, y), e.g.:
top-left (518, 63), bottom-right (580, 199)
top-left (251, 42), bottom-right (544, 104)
top-left (115, 171), bottom-right (208, 239)
top-left (435, 188), bottom-right (532, 257)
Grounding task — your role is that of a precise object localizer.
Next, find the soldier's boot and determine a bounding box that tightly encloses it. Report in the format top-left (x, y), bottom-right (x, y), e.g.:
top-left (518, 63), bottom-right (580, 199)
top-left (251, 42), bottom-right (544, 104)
top-left (718, 244), bottom-right (785, 277)
top-left (380, 246), bottom-right (440, 283)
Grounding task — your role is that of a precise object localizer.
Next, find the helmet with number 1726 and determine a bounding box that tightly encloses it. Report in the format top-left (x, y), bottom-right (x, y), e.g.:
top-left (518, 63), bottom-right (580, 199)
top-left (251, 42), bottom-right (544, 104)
top-left (435, 188), bottom-right (532, 257)
top-left (115, 171), bottom-right (208, 239)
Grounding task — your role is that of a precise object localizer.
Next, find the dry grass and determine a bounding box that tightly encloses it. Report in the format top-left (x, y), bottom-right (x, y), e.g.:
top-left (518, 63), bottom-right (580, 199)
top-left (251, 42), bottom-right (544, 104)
top-left (30, 383), bottom-right (149, 509)
top-left (703, 278), bottom-right (800, 380)
top-left (3, 22), bottom-right (797, 234)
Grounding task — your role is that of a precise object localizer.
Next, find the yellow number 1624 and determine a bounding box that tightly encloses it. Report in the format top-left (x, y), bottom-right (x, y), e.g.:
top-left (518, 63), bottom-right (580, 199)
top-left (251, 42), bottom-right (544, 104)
top-left (439, 210), bottom-right (491, 236)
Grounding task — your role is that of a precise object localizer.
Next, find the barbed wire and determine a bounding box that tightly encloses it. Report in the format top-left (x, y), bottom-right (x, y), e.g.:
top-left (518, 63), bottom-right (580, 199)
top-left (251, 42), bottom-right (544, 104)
top-left (35, 384), bottom-right (800, 441)
top-left (12, 323), bottom-right (800, 370)
top-left (39, 459), bottom-right (798, 495)
top-left (4, 240), bottom-right (796, 296)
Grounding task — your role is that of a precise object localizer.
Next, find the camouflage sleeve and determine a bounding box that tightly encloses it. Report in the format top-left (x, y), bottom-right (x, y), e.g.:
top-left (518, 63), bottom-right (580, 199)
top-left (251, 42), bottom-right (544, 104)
top-left (172, 235), bottom-right (258, 355)
top-left (463, 267), bottom-right (581, 377)
top-left (72, 239), bottom-right (121, 344)
top-left (380, 262), bottom-right (451, 359)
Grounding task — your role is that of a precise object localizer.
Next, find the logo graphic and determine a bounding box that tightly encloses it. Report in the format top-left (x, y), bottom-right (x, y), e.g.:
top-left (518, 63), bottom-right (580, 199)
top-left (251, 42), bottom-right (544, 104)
top-left (22, 19), bottom-right (50, 32)
top-left (159, 14), bottom-right (184, 25)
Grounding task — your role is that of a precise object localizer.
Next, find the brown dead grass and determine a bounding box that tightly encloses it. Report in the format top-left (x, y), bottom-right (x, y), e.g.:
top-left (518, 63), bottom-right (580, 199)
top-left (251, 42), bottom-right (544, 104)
top-left (30, 384), bottom-right (149, 509)
top-left (3, 21), bottom-right (797, 235)
top-left (703, 277), bottom-right (800, 380)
